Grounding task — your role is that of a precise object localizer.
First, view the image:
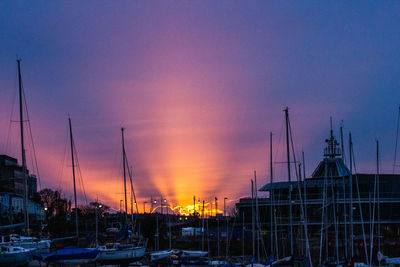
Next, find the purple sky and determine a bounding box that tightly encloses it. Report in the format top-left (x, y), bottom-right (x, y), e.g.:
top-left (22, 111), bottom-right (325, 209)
top-left (1, 1), bottom-right (400, 211)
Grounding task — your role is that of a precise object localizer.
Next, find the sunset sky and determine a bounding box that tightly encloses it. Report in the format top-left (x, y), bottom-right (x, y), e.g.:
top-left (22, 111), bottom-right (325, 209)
top-left (1, 2), bottom-right (400, 212)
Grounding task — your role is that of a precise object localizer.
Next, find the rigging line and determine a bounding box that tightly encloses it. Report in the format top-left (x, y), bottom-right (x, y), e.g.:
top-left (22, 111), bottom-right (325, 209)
top-left (125, 153), bottom-right (139, 213)
top-left (273, 191), bottom-right (279, 259)
top-left (393, 106), bottom-right (400, 174)
top-left (22, 85), bottom-right (42, 189)
top-left (57, 128), bottom-right (69, 190)
top-left (329, 164), bottom-right (340, 265)
top-left (319, 164), bottom-right (326, 266)
top-left (4, 76), bottom-right (18, 154)
top-left (340, 121), bottom-right (347, 165)
top-left (369, 140), bottom-right (379, 266)
top-left (20, 79), bottom-right (34, 173)
top-left (72, 136), bottom-right (88, 205)
top-left (72, 138), bottom-right (83, 203)
top-left (76, 157), bottom-right (88, 205)
top-left (274, 115), bottom-right (285, 180)
top-left (288, 118), bottom-right (299, 180)
top-left (369, 159), bottom-right (378, 266)
top-left (351, 141), bottom-right (370, 265)
top-left (226, 212), bottom-right (237, 259)
top-left (288, 114), bottom-right (313, 267)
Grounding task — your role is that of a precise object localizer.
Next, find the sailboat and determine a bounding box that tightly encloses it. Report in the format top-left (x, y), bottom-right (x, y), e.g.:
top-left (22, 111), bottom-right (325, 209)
top-left (96, 128), bottom-right (145, 264)
top-left (1, 234), bottom-right (50, 252)
top-left (0, 245), bottom-right (36, 266)
top-left (0, 60), bottom-right (51, 256)
top-left (181, 250), bottom-right (208, 258)
top-left (97, 243), bottom-right (146, 264)
top-left (40, 118), bottom-right (100, 265)
top-left (41, 247), bottom-right (100, 265)
top-left (150, 250), bottom-right (174, 261)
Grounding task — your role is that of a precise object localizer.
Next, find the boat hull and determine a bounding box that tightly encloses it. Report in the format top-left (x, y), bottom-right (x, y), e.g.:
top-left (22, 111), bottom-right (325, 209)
top-left (97, 246), bottom-right (145, 263)
top-left (150, 250), bottom-right (174, 261)
top-left (181, 250), bottom-right (208, 258)
top-left (0, 247), bottom-right (36, 266)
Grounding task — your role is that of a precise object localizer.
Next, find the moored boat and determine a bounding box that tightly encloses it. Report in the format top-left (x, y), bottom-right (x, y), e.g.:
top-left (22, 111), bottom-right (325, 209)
top-left (40, 247), bottom-right (100, 265)
top-left (1, 234), bottom-right (51, 252)
top-left (97, 243), bottom-right (145, 264)
top-left (181, 250), bottom-right (208, 258)
top-left (150, 249), bottom-right (174, 261)
top-left (0, 245), bottom-right (36, 266)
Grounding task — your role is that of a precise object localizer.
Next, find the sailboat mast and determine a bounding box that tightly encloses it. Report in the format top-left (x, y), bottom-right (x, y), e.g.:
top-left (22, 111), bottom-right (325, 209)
top-left (130, 166), bottom-right (134, 223)
top-left (242, 211), bottom-right (245, 263)
top-left (202, 200), bottom-right (205, 251)
top-left (68, 117), bottom-right (79, 238)
top-left (377, 140), bottom-right (381, 261)
top-left (255, 171), bottom-right (260, 262)
top-left (284, 107), bottom-right (293, 255)
top-left (302, 151), bottom-right (307, 243)
top-left (340, 125), bottom-right (348, 259)
top-left (270, 132), bottom-right (274, 258)
top-left (121, 128), bottom-right (128, 223)
top-left (251, 179), bottom-right (255, 262)
top-left (17, 59), bottom-right (30, 236)
top-left (349, 133), bottom-right (354, 257)
top-left (393, 106), bottom-right (400, 174)
top-left (216, 196), bottom-right (220, 257)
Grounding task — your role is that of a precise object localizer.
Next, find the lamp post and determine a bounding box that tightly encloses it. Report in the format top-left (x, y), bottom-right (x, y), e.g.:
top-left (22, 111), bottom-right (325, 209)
top-left (44, 207), bottom-right (48, 235)
top-left (164, 199), bottom-right (167, 215)
top-left (153, 200), bottom-right (157, 213)
top-left (95, 203), bottom-right (102, 246)
top-left (143, 201), bottom-right (147, 214)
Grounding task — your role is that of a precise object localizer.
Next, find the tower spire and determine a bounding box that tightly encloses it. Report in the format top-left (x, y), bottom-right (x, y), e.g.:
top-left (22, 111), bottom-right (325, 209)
top-left (324, 118), bottom-right (341, 158)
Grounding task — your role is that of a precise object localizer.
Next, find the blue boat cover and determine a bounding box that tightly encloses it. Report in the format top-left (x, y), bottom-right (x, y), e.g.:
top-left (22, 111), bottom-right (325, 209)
top-left (43, 247), bottom-right (99, 262)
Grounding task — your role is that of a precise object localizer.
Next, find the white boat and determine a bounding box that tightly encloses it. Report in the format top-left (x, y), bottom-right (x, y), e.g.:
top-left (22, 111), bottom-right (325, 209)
top-left (150, 249), bottom-right (174, 261)
top-left (211, 260), bottom-right (228, 266)
top-left (0, 245), bottom-right (36, 266)
top-left (1, 234), bottom-right (51, 252)
top-left (97, 243), bottom-right (145, 263)
top-left (181, 250), bottom-right (208, 258)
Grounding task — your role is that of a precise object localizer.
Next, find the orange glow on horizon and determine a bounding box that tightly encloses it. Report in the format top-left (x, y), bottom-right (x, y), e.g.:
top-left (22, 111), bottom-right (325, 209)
top-left (147, 201), bottom-right (224, 217)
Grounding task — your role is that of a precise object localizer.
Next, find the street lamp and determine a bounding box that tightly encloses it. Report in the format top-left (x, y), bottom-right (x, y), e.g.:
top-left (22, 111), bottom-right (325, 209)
top-left (143, 201), bottom-right (147, 214)
top-left (95, 202), bottom-right (102, 246)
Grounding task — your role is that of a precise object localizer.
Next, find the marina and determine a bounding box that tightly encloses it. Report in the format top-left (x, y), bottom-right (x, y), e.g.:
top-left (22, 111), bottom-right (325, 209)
top-left (1, 1), bottom-right (400, 266)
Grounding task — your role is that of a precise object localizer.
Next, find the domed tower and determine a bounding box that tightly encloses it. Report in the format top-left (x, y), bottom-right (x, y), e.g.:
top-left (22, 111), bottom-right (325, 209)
top-left (311, 123), bottom-right (350, 178)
